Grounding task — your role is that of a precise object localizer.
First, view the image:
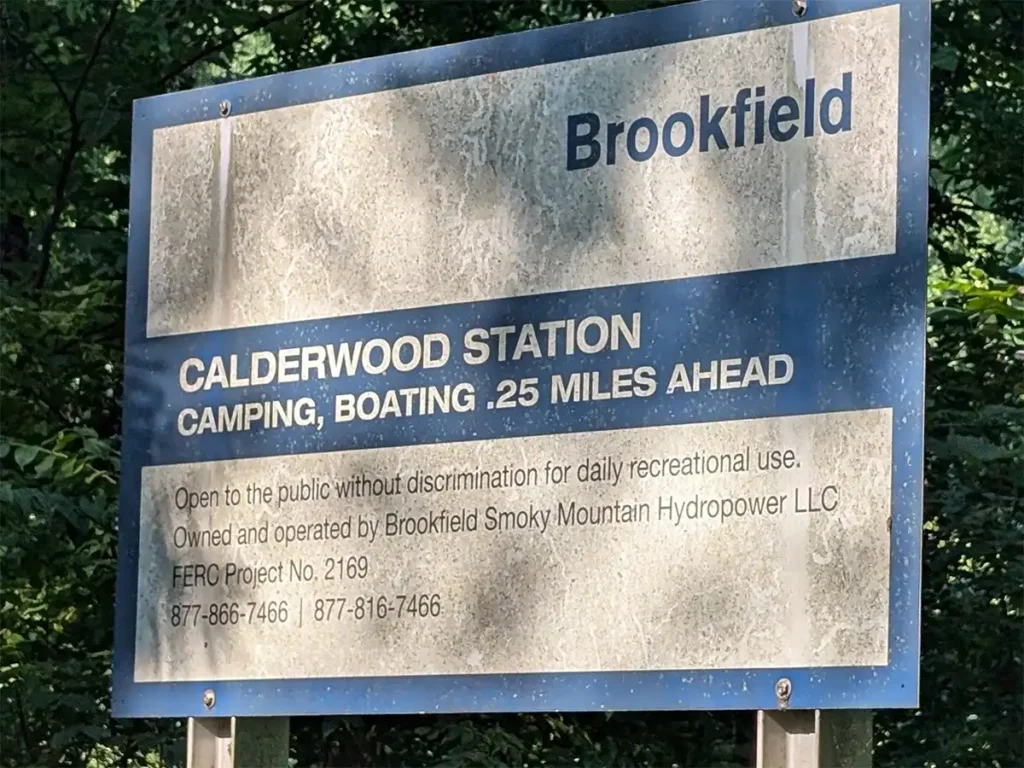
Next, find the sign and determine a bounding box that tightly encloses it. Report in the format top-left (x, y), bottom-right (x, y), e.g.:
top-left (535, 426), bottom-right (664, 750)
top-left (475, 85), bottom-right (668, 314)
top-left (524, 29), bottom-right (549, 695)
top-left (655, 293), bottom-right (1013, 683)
top-left (114, 0), bottom-right (929, 718)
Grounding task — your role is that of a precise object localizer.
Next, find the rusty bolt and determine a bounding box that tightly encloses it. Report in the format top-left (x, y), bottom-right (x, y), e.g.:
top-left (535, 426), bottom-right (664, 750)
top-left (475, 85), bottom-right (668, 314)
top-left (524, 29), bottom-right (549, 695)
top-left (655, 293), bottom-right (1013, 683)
top-left (775, 677), bottom-right (793, 706)
top-left (203, 689), bottom-right (216, 709)
top-left (219, 100), bottom-right (231, 117)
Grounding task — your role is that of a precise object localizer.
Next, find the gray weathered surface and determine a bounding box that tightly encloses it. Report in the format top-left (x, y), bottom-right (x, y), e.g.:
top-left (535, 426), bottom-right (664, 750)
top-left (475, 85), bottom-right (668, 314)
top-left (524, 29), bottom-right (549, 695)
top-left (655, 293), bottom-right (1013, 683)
top-left (756, 710), bottom-right (873, 768)
top-left (136, 409), bottom-right (891, 683)
top-left (147, 7), bottom-right (898, 337)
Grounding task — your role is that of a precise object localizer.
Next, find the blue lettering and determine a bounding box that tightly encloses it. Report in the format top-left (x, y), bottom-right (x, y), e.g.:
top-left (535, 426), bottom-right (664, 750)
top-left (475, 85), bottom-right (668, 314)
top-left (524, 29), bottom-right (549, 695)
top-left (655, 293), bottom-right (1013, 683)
top-left (606, 121), bottom-right (625, 165)
top-left (820, 72), bottom-right (853, 134)
top-left (566, 113), bottom-right (600, 170)
top-left (626, 117), bottom-right (658, 162)
top-left (754, 85), bottom-right (767, 145)
top-left (563, 75), bottom-right (853, 171)
top-left (662, 112), bottom-right (694, 157)
top-left (768, 96), bottom-right (800, 142)
top-left (803, 78), bottom-right (816, 137)
top-left (730, 88), bottom-right (752, 147)
top-left (699, 94), bottom-right (729, 151)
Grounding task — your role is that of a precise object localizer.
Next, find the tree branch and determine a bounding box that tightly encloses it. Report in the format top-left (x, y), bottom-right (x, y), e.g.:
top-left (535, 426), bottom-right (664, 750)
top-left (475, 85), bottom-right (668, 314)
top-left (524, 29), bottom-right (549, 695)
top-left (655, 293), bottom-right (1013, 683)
top-left (34, 132), bottom-right (81, 290)
top-left (27, 48), bottom-right (75, 120)
top-left (34, 2), bottom-right (119, 291)
top-left (71, 2), bottom-right (120, 111)
top-left (153, 1), bottom-right (314, 88)
top-left (15, 688), bottom-right (35, 764)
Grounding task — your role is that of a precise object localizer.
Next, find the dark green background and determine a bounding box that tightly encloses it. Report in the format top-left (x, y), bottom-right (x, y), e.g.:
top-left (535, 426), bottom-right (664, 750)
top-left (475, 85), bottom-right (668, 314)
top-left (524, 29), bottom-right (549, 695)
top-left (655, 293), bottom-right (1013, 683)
top-left (1, 1), bottom-right (1020, 765)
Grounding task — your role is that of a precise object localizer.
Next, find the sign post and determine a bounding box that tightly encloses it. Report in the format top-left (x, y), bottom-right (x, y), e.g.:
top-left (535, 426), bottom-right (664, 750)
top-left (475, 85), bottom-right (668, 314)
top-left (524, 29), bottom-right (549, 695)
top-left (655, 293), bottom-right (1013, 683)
top-left (116, 1), bottom-right (929, 765)
top-left (186, 717), bottom-right (288, 768)
top-left (756, 710), bottom-right (873, 768)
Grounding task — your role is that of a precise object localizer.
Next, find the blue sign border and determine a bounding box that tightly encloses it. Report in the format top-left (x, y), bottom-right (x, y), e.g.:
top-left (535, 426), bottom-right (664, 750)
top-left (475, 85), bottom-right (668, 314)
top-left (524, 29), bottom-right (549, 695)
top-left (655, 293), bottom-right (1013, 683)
top-left (114, 0), bottom-right (929, 718)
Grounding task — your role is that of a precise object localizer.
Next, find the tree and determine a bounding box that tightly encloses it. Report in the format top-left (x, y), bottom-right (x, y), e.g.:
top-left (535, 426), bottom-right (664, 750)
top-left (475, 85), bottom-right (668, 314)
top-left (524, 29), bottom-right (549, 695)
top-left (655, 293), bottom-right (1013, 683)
top-left (1, 1), bottom-right (1020, 765)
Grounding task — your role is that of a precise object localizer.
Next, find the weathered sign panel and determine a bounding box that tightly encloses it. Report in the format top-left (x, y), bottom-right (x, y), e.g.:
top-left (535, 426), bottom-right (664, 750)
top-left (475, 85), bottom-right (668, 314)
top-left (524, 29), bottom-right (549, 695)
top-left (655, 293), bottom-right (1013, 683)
top-left (114, 0), bottom-right (929, 717)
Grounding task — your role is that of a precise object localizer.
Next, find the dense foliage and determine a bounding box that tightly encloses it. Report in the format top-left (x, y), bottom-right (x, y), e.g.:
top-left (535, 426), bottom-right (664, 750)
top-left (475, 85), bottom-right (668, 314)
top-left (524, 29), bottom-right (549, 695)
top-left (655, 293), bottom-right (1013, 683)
top-left (1, 1), bottom-right (1020, 766)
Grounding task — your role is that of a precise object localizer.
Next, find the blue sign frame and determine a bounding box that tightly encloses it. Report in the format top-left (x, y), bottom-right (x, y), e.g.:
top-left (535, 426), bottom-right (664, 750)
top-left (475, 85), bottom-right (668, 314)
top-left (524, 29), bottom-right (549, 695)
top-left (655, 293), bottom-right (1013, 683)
top-left (114, 0), bottom-right (929, 718)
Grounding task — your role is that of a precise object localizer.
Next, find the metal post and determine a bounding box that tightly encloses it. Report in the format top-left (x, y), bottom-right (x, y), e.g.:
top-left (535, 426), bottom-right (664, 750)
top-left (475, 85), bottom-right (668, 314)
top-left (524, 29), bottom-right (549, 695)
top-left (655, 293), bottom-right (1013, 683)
top-left (756, 711), bottom-right (872, 768)
top-left (187, 717), bottom-right (290, 768)
top-left (187, 719), bottom-right (232, 768)
top-left (819, 711), bottom-right (873, 768)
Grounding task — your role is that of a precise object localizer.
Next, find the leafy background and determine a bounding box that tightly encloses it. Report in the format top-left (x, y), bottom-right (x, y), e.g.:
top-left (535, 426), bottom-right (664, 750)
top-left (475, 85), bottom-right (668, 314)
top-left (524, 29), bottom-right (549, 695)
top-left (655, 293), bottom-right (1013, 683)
top-left (1, 0), bottom-right (1020, 766)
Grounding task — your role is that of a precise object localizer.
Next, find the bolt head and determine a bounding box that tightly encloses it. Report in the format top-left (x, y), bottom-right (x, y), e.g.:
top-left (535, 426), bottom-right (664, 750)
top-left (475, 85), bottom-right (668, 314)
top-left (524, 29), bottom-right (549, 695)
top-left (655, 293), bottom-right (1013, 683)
top-left (218, 100), bottom-right (231, 117)
top-left (203, 689), bottom-right (216, 709)
top-left (775, 677), bottom-right (792, 701)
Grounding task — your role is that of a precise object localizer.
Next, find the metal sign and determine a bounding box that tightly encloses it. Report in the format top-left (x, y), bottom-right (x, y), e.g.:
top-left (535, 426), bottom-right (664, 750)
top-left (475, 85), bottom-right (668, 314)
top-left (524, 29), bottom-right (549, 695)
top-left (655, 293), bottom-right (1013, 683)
top-left (114, 0), bottom-right (929, 718)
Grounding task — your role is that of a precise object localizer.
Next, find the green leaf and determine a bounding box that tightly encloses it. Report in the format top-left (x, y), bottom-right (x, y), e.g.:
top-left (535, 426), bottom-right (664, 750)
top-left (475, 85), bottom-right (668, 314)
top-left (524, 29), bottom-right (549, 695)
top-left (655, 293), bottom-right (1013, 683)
top-left (933, 45), bottom-right (959, 71)
top-left (53, 431), bottom-right (77, 451)
top-left (79, 724), bottom-right (108, 741)
top-left (50, 725), bottom-right (82, 751)
top-left (13, 445), bottom-right (39, 469)
top-left (945, 434), bottom-right (1015, 462)
top-left (3, 632), bottom-right (25, 647)
top-left (34, 454), bottom-right (55, 476)
top-left (928, 306), bottom-right (964, 322)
